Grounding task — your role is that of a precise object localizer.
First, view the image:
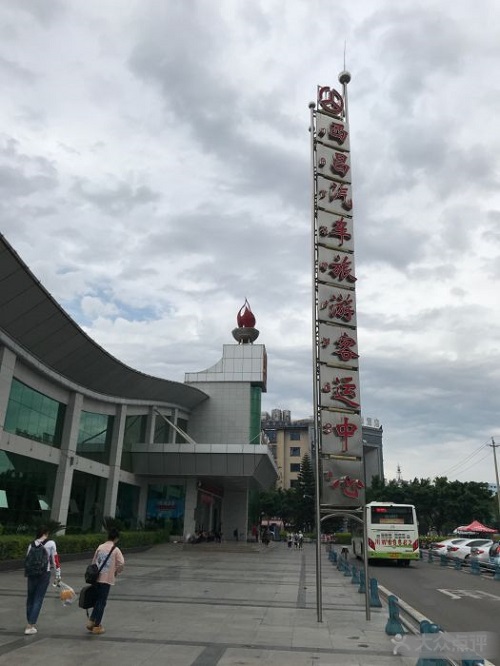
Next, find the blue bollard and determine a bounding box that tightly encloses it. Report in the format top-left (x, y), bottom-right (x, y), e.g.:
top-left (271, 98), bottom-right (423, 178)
top-left (331, 550), bottom-right (338, 564)
top-left (358, 569), bottom-right (366, 594)
top-left (369, 577), bottom-right (382, 607)
top-left (494, 562), bottom-right (500, 581)
top-left (351, 565), bottom-right (360, 585)
top-left (385, 595), bottom-right (405, 636)
top-left (453, 558), bottom-right (462, 570)
top-left (344, 562), bottom-right (352, 577)
top-left (439, 554), bottom-right (447, 567)
top-left (470, 557), bottom-right (480, 576)
top-left (427, 550), bottom-right (434, 563)
top-left (337, 555), bottom-right (343, 571)
top-left (416, 620), bottom-right (447, 666)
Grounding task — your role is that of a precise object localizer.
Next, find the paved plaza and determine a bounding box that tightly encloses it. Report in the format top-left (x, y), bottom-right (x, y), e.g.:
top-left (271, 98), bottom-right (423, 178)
top-left (0, 541), bottom-right (413, 665)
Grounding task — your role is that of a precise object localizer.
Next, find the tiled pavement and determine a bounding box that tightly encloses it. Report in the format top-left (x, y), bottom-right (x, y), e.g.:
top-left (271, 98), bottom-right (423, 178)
top-left (0, 541), bottom-right (414, 665)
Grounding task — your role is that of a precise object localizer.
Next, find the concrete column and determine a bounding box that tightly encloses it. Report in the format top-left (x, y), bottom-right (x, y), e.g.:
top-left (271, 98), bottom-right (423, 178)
top-left (183, 478), bottom-right (197, 539)
top-left (103, 404), bottom-right (127, 518)
top-left (145, 406), bottom-right (155, 444)
top-left (137, 482), bottom-right (149, 527)
top-left (51, 392), bottom-right (83, 527)
top-left (0, 346), bottom-right (16, 431)
top-left (222, 487), bottom-right (249, 541)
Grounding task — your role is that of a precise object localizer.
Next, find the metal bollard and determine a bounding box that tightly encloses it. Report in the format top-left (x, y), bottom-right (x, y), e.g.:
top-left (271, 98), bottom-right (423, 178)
top-left (351, 565), bottom-right (360, 585)
top-left (470, 557), bottom-right (480, 576)
top-left (385, 594), bottom-right (405, 636)
top-left (369, 577), bottom-right (382, 607)
top-left (416, 620), bottom-right (447, 666)
top-left (358, 569), bottom-right (366, 594)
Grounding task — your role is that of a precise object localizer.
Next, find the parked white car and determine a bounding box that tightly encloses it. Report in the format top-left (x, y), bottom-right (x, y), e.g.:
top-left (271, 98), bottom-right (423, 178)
top-left (447, 538), bottom-right (494, 561)
top-left (430, 538), bottom-right (468, 552)
top-left (470, 542), bottom-right (495, 565)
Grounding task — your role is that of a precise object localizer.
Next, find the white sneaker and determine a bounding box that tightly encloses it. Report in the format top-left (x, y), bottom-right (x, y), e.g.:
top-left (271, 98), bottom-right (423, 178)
top-left (24, 626), bottom-right (37, 635)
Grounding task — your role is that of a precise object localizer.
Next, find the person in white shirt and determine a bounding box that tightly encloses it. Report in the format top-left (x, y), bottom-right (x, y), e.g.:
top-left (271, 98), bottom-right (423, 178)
top-left (24, 526), bottom-right (61, 635)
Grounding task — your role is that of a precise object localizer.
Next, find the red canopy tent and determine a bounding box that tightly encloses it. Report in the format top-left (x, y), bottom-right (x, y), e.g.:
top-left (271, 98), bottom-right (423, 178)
top-left (456, 520), bottom-right (496, 534)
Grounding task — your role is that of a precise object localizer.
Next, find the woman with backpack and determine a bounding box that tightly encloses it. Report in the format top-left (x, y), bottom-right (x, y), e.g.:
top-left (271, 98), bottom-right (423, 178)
top-left (24, 525), bottom-right (61, 635)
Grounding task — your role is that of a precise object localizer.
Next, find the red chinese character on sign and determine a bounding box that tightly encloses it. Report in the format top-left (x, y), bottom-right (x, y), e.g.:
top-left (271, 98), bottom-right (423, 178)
top-left (329, 218), bottom-right (351, 246)
top-left (330, 377), bottom-right (360, 409)
top-left (330, 475), bottom-right (365, 500)
top-left (330, 152), bottom-right (350, 178)
top-left (328, 255), bottom-right (356, 283)
top-left (328, 183), bottom-right (349, 203)
top-left (320, 337), bottom-right (330, 349)
top-left (335, 416), bottom-right (358, 451)
top-left (318, 87), bottom-right (344, 116)
top-left (328, 122), bottom-right (348, 145)
top-left (334, 333), bottom-right (359, 362)
top-left (320, 293), bottom-right (355, 323)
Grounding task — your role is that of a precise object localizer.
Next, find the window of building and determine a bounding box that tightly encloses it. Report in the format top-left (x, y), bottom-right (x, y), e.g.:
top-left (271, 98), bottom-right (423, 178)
top-left (290, 463), bottom-right (301, 473)
top-left (4, 378), bottom-right (66, 448)
top-left (289, 431), bottom-right (301, 440)
top-left (154, 417), bottom-right (172, 444)
top-left (146, 483), bottom-right (186, 532)
top-left (121, 415), bottom-right (148, 472)
top-left (290, 446), bottom-right (301, 457)
top-left (175, 418), bottom-right (189, 444)
top-left (0, 450), bottom-right (57, 526)
top-left (266, 430), bottom-right (277, 443)
top-left (77, 411), bottom-right (114, 465)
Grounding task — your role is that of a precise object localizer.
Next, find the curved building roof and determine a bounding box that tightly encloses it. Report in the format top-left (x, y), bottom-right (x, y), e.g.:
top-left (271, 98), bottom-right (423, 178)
top-left (0, 234), bottom-right (208, 410)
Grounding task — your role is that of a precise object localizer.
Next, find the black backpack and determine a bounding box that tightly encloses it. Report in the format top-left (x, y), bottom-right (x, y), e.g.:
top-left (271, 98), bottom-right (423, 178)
top-left (24, 540), bottom-right (49, 577)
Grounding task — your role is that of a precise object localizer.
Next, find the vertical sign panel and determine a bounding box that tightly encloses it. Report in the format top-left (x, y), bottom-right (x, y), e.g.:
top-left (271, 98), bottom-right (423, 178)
top-left (312, 79), bottom-right (365, 508)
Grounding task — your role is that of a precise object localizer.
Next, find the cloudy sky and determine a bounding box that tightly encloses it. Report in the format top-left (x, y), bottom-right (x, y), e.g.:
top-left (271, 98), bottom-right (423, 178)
top-left (1, 0), bottom-right (500, 485)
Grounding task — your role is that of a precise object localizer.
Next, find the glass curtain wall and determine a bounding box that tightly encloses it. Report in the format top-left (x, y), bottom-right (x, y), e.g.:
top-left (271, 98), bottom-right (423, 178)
top-left (116, 482), bottom-right (140, 529)
top-left (121, 414), bottom-right (147, 472)
top-left (4, 378), bottom-right (66, 447)
top-left (76, 411), bottom-right (114, 464)
top-left (0, 451), bottom-right (57, 531)
top-left (146, 483), bottom-right (185, 533)
top-left (67, 470), bottom-right (107, 533)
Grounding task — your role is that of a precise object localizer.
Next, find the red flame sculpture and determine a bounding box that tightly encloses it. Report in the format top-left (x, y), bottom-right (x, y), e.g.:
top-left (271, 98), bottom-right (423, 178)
top-left (237, 299), bottom-right (256, 328)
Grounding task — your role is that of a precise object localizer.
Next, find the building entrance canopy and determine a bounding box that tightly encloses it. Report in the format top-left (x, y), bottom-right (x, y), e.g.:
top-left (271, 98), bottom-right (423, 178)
top-left (131, 443), bottom-right (278, 491)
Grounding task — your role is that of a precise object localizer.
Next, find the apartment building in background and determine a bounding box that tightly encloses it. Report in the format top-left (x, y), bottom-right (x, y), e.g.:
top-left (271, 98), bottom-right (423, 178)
top-left (261, 409), bottom-right (384, 490)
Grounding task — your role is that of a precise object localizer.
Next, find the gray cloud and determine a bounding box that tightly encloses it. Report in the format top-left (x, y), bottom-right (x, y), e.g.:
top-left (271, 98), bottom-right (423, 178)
top-left (72, 178), bottom-right (161, 216)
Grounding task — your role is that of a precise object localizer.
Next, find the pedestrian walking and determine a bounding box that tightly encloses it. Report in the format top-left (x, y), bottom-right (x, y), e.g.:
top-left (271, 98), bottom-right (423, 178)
top-left (298, 531), bottom-right (304, 549)
top-left (24, 525), bottom-right (61, 635)
top-left (86, 527), bottom-right (125, 635)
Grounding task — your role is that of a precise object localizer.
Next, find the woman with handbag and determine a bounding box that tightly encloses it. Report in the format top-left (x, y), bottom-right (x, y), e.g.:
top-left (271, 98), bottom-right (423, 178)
top-left (87, 527), bottom-right (124, 635)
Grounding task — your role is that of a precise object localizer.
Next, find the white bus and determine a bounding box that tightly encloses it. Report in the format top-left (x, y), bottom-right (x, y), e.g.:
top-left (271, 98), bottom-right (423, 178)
top-left (352, 502), bottom-right (419, 566)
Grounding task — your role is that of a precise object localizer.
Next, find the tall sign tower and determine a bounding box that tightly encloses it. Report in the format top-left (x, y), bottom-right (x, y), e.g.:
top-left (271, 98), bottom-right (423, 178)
top-left (310, 72), bottom-right (365, 514)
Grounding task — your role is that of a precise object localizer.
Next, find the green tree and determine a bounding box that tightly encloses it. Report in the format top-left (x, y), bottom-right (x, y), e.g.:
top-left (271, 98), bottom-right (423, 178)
top-left (368, 475), bottom-right (495, 535)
